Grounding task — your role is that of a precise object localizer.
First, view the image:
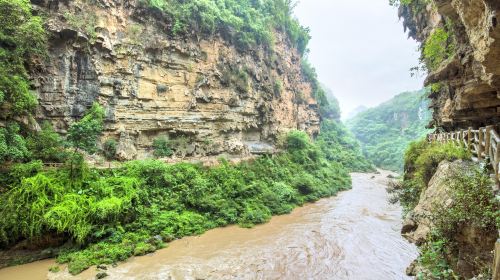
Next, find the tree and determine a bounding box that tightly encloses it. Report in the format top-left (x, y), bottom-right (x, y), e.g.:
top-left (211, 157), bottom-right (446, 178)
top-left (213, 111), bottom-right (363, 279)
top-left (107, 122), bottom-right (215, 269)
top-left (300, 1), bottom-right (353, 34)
top-left (27, 121), bottom-right (66, 162)
top-left (153, 136), bottom-right (173, 158)
top-left (0, 123), bottom-right (30, 162)
top-left (102, 139), bottom-right (117, 160)
top-left (67, 103), bottom-right (105, 154)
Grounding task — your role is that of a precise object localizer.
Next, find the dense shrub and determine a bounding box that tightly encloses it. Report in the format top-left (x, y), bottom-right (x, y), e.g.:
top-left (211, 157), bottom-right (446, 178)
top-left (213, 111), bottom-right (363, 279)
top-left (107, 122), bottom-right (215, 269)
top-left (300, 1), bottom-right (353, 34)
top-left (102, 139), bottom-right (117, 160)
top-left (416, 167), bottom-right (499, 279)
top-left (0, 123), bottom-right (30, 162)
top-left (390, 140), bottom-right (470, 212)
top-left (27, 122), bottom-right (66, 163)
top-left (152, 136), bottom-right (173, 158)
top-left (423, 27), bottom-right (455, 70)
top-left (102, 139), bottom-right (117, 161)
top-left (0, 0), bottom-right (46, 116)
top-left (0, 130), bottom-right (352, 274)
top-left (144, 0), bottom-right (310, 54)
top-left (68, 103), bottom-right (105, 154)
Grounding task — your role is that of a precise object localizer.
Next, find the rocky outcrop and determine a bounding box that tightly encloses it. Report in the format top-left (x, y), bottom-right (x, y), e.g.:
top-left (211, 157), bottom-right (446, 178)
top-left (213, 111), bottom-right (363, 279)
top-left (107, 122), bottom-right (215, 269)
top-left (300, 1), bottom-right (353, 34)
top-left (29, 0), bottom-right (320, 160)
top-left (399, 0), bottom-right (500, 130)
top-left (402, 160), bottom-right (497, 278)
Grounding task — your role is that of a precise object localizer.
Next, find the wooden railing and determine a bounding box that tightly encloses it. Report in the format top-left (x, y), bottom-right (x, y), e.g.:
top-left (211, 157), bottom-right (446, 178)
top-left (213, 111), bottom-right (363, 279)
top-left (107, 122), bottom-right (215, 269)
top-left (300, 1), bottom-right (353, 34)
top-left (428, 126), bottom-right (500, 186)
top-left (42, 162), bottom-right (64, 169)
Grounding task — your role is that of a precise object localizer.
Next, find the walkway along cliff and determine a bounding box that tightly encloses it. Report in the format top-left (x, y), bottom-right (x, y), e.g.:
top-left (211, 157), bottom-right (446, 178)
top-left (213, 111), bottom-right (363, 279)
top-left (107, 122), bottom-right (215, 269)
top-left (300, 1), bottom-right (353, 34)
top-left (393, 0), bottom-right (500, 278)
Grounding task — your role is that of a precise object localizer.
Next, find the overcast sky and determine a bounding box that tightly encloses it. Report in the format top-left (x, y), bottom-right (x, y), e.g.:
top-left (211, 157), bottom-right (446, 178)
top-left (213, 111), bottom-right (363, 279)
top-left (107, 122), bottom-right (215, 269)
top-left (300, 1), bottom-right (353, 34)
top-left (294, 0), bottom-right (424, 118)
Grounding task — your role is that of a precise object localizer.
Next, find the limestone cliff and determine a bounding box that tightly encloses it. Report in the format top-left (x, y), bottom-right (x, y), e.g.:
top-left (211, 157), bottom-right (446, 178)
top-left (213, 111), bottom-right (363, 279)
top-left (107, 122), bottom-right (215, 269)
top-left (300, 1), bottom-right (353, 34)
top-left (399, 0), bottom-right (500, 130)
top-left (28, 0), bottom-right (320, 160)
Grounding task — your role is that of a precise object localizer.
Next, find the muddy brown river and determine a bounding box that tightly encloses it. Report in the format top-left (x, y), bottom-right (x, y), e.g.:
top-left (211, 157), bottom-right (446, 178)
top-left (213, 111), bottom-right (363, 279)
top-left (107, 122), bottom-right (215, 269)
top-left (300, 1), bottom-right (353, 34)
top-left (0, 171), bottom-right (418, 280)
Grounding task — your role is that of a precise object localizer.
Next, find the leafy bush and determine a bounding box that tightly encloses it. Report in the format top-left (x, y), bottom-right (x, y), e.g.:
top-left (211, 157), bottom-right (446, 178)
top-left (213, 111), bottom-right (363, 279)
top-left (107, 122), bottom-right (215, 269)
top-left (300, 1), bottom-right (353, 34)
top-left (27, 121), bottom-right (66, 162)
top-left (273, 80), bottom-right (283, 96)
top-left (144, 0), bottom-right (310, 55)
top-left (102, 139), bottom-right (117, 160)
top-left (405, 140), bottom-right (470, 186)
top-left (0, 0), bottom-right (46, 116)
top-left (68, 103), bottom-right (105, 154)
top-left (0, 123), bottom-right (30, 162)
top-left (390, 140), bottom-right (470, 212)
top-left (0, 129), bottom-right (352, 273)
top-left (152, 136), bottom-right (173, 158)
top-left (416, 167), bottom-right (498, 279)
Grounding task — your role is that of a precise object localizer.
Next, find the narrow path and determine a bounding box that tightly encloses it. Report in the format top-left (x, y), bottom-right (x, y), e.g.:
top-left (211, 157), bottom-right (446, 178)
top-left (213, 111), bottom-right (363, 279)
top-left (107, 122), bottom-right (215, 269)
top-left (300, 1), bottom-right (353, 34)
top-left (0, 170), bottom-right (418, 280)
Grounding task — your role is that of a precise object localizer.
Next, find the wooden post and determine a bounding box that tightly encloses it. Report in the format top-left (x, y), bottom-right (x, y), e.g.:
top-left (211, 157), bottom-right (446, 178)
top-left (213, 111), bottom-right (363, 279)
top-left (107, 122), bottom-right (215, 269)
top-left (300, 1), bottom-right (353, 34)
top-left (467, 127), bottom-right (472, 152)
top-left (494, 240), bottom-right (500, 280)
top-left (496, 142), bottom-right (500, 185)
top-left (461, 129), bottom-right (465, 147)
top-left (486, 126), bottom-right (492, 160)
top-left (478, 128), bottom-right (484, 160)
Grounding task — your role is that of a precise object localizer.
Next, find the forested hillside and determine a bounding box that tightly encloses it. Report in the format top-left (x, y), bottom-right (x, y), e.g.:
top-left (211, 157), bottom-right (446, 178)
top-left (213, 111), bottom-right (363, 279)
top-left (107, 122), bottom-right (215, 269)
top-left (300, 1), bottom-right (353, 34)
top-left (346, 89), bottom-right (432, 172)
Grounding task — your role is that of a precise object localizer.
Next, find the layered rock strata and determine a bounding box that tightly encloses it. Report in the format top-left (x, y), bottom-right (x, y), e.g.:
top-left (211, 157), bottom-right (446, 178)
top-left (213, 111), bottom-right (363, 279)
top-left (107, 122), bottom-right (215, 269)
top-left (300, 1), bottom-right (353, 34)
top-left (399, 0), bottom-right (500, 130)
top-left (29, 0), bottom-right (320, 160)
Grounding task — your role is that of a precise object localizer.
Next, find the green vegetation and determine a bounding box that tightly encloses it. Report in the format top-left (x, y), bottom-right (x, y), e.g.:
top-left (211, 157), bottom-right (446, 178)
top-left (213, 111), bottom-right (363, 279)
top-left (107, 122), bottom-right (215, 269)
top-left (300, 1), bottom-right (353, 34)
top-left (0, 130), bottom-right (352, 274)
top-left (317, 120), bottom-right (374, 172)
top-left (0, 123), bottom-right (30, 163)
top-left (0, 0), bottom-right (46, 116)
top-left (390, 140), bottom-right (470, 212)
top-left (389, 0), bottom-right (431, 8)
top-left (102, 139), bottom-right (117, 161)
top-left (68, 103), bottom-right (105, 154)
top-left (346, 89), bottom-right (433, 172)
top-left (301, 61), bottom-right (340, 119)
top-left (391, 140), bottom-right (497, 278)
top-left (423, 27), bottom-right (455, 70)
top-left (27, 122), bottom-right (66, 163)
top-left (0, 1), bottom-right (372, 275)
top-left (144, 0), bottom-right (310, 54)
top-left (152, 136), bottom-right (173, 158)
top-left (418, 168), bottom-right (499, 279)
top-left (63, 12), bottom-right (98, 43)
top-left (0, 0), bottom-right (46, 164)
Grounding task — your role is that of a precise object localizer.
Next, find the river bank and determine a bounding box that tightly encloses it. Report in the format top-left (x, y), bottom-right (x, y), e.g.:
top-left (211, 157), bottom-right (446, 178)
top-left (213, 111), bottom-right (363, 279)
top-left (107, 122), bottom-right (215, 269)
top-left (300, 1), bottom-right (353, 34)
top-left (0, 170), bottom-right (417, 280)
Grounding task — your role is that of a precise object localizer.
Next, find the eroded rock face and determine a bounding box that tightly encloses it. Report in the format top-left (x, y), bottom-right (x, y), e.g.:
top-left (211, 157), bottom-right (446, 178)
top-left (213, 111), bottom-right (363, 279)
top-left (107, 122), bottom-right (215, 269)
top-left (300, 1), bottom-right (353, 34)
top-left (402, 160), bottom-right (455, 245)
top-left (400, 0), bottom-right (500, 130)
top-left (30, 0), bottom-right (320, 160)
top-left (402, 160), bottom-right (497, 278)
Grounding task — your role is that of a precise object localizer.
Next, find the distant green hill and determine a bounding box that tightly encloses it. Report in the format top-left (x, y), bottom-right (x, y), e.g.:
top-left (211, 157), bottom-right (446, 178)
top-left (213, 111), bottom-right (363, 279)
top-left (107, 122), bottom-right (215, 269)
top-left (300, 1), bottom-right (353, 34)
top-left (346, 89), bottom-right (433, 172)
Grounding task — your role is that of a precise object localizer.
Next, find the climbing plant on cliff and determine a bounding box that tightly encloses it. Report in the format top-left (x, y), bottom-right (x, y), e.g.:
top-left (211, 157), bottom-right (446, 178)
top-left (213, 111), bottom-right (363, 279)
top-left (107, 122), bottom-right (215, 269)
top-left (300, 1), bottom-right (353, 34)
top-left (0, 0), bottom-right (46, 115)
top-left (0, 0), bottom-right (46, 165)
top-left (423, 27), bottom-right (455, 70)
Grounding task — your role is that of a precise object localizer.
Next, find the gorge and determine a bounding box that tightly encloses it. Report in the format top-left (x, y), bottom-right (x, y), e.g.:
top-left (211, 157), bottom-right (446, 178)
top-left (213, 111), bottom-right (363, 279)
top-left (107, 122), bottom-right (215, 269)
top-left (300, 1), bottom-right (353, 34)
top-left (0, 0), bottom-right (499, 279)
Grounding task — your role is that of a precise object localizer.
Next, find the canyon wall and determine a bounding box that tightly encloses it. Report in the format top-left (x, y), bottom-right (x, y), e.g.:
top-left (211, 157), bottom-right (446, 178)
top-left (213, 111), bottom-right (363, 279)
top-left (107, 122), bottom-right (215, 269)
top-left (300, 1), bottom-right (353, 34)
top-left (29, 0), bottom-right (320, 160)
top-left (399, 0), bottom-right (500, 130)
